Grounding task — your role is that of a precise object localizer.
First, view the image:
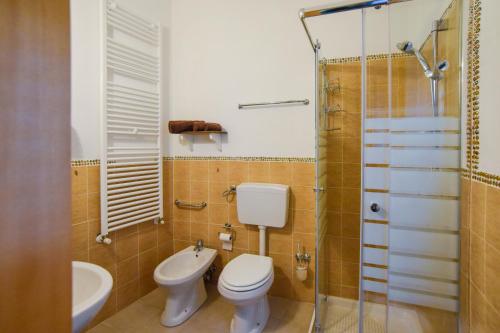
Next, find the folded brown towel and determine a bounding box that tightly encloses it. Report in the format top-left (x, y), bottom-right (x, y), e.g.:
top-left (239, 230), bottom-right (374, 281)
top-left (168, 120), bottom-right (204, 134)
top-left (192, 121), bottom-right (207, 131)
top-left (168, 120), bottom-right (222, 133)
top-left (204, 122), bottom-right (222, 131)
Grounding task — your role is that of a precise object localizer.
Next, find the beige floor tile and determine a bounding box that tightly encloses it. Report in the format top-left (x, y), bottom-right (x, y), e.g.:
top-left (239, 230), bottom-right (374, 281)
top-left (87, 323), bottom-right (120, 333)
top-left (138, 288), bottom-right (167, 309)
top-left (100, 301), bottom-right (162, 333)
top-left (90, 283), bottom-right (313, 333)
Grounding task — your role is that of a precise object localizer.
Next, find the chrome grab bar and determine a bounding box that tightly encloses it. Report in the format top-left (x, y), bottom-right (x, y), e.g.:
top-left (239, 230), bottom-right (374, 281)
top-left (174, 199), bottom-right (207, 209)
top-left (238, 99), bottom-right (309, 109)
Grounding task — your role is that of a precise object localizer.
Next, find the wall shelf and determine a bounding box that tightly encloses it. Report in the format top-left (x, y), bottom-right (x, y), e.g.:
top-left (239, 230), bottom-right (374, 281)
top-left (177, 131), bottom-right (227, 152)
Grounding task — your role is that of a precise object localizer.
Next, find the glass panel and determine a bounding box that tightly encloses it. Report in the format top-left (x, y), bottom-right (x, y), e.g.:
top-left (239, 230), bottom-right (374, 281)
top-left (385, 1), bottom-right (462, 332)
top-left (360, 5), bottom-right (391, 333)
top-left (312, 1), bottom-right (462, 332)
top-left (312, 9), bottom-right (363, 333)
top-left (315, 44), bottom-right (329, 331)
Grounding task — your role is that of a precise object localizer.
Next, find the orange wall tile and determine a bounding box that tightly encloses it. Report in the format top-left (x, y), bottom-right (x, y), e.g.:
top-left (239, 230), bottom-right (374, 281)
top-left (461, 178), bottom-right (500, 332)
top-left (71, 163), bottom-right (174, 328)
top-left (168, 160), bottom-right (316, 302)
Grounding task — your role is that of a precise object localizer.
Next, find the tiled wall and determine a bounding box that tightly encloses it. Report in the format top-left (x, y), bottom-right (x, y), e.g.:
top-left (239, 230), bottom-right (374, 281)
top-left (323, 62), bottom-right (362, 300)
top-left (166, 159), bottom-right (316, 302)
top-left (460, 178), bottom-right (500, 332)
top-left (460, 0), bottom-right (500, 331)
top-left (71, 158), bottom-right (317, 329)
top-left (71, 164), bottom-right (174, 327)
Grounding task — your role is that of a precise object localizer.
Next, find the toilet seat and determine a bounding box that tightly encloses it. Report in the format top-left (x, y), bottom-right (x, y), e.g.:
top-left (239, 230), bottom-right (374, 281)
top-left (220, 254), bottom-right (273, 292)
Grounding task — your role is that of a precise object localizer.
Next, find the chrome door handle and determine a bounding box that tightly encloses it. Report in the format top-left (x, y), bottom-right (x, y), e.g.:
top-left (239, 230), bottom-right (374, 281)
top-left (370, 203), bottom-right (381, 213)
top-left (313, 187), bottom-right (325, 193)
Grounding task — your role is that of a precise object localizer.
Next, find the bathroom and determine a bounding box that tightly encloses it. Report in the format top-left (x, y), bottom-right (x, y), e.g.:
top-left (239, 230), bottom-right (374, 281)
top-left (2, 0), bottom-right (500, 332)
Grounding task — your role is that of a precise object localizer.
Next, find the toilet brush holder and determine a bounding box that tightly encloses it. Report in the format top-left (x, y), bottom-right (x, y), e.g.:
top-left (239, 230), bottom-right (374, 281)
top-left (295, 248), bottom-right (311, 282)
top-left (296, 264), bottom-right (308, 281)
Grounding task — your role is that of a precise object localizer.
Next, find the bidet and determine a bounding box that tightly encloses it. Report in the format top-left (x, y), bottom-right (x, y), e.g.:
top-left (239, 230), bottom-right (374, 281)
top-left (154, 245), bottom-right (217, 326)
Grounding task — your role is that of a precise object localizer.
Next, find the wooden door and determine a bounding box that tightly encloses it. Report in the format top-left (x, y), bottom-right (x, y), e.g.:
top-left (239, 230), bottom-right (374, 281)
top-left (0, 0), bottom-right (71, 332)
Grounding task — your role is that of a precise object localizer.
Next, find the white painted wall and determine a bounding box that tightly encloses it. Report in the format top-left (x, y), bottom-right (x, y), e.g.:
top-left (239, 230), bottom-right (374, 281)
top-left (70, 0), bottom-right (171, 160)
top-left (71, 0), bottom-right (101, 160)
top-left (71, 0), bottom-right (455, 159)
top-left (168, 0), bottom-right (332, 157)
top-left (168, 0), bottom-right (453, 157)
top-left (478, 0), bottom-right (500, 175)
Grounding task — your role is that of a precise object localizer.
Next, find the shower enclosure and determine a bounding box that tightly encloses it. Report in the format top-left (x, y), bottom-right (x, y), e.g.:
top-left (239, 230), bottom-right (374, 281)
top-left (302, 0), bottom-right (463, 332)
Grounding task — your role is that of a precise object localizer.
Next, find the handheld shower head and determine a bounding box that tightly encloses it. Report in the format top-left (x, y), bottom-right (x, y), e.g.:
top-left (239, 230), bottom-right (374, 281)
top-left (396, 40), bottom-right (432, 77)
top-left (397, 41), bottom-right (414, 53)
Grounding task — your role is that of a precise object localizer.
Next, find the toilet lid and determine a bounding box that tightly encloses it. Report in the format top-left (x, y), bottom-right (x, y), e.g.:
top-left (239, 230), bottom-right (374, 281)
top-left (221, 254), bottom-right (273, 289)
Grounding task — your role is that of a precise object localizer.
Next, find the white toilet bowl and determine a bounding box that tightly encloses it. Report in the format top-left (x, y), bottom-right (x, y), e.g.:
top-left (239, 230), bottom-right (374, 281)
top-left (218, 253), bottom-right (274, 333)
top-left (154, 245), bottom-right (217, 326)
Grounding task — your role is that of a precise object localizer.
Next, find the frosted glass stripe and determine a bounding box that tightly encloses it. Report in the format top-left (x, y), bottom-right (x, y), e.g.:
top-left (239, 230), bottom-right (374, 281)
top-left (390, 149), bottom-right (459, 168)
top-left (364, 223), bottom-right (388, 246)
top-left (363, 280), bottom-right (387, 294)
top-left (390, 229), bottom-right (459, 259)
top-left (363, 247), bottom-right (388, 266)
top-left (389, 274), bottom-right (458, 297)
top-left (390, 170), bottom-right (460, 196)
top-left (390, 133), bottom-right (460, 146)
top-left (365, 133), bottom-right (389, 144)
top-left (365, 167), bottom-right (389, 190)
top-left (365, 147), bottom-right (390, 164)
top-left (390, 255), bottom-right (458, 281)
top-left (390, 196), bottom-right (459, 230)
top-left (389, 117), bottom-right (459, 131)
top-left (365, 118), bottom-right (390, 129)
top-left (364, 266), bottom-right (387, 280)
top-left (389, 289), bottom-right (458, 312)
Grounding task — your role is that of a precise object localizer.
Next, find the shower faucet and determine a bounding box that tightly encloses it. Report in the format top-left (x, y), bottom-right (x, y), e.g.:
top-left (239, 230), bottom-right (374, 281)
top-left (396, 19), bottom-right (449, 117)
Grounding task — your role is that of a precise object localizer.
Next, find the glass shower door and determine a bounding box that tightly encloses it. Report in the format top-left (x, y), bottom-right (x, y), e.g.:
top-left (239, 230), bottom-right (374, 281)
top-left (312, 1), bottom-right (462, 332)
top-left (360, 1), bottom-right (462, 332)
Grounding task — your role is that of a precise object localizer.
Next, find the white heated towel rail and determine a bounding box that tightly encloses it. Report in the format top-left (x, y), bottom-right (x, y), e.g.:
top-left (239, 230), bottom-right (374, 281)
top-left (97, 1), bottom-right (163, 244)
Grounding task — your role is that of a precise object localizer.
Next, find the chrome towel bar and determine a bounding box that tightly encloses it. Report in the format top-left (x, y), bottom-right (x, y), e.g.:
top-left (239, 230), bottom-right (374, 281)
top-left (175, 199), bottom-right (207, 209)
top-left (238, 99), bottom-right (309, 109)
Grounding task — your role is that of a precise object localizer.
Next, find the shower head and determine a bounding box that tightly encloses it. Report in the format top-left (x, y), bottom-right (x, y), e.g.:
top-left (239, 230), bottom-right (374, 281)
top-left (396, 40), bottom-right (433, 78)
top-left (396, 41), bottom-right (414, 53)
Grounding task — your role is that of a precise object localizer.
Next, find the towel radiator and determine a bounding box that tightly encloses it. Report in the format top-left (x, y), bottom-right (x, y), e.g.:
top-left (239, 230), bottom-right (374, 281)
top-left (97, 1), bottom-right (163, 244)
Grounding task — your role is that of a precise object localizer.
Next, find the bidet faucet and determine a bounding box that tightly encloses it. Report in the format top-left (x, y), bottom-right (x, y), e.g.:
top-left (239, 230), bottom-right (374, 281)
top-left (194, 239), bottom-right (204, 253)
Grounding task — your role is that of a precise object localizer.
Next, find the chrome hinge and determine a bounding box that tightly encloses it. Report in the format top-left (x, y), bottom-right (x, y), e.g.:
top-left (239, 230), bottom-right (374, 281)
top-left (313, 187), bottom-right (325, 193)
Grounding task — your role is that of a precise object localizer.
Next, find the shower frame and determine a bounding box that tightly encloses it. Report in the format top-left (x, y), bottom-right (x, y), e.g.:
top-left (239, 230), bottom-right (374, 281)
top-left (300, 0), bottom-right (463, 332)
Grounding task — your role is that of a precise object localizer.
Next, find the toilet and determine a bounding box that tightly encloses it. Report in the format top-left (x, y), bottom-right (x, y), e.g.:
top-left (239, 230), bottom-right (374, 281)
top-left (218, 183), bottom-right (289, 333)
top-left (154, 245), bottom-right (217, 327)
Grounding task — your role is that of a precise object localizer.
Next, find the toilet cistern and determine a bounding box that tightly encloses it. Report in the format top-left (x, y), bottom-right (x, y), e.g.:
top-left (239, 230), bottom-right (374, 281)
top-left (236, 183), bottom-right (290, 255)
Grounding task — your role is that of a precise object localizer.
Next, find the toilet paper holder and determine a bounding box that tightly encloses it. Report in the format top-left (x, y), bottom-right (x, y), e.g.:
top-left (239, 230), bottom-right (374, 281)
top-left (218, 223), bottom-right (236, 240)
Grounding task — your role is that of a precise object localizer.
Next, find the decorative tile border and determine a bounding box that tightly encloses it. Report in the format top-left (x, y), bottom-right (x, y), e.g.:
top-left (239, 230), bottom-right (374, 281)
top-left (320, 52), bottom-right (411, 65)
top-left (467, 0), bottom-right (481, 171)
top-left (167, 156), bottom-right (316, 163)
top-left (72, 156), bottom-right (316, 165)
top-left (472, 170), bottom-right (500, 188)
top-left (464, 0), bottom-right (500, 189)
top-left (71, 159), bottom-right (100, 167)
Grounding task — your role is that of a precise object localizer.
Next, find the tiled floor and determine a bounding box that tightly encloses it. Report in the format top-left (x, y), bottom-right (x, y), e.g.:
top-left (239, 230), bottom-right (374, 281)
top-left (320, 296), bottom-right (457, 333)
top-left (88, 283), bottom-right (314, 333)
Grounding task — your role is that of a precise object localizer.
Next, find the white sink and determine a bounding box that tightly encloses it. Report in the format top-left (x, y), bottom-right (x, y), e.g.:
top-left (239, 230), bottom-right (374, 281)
top-left (72, 261), bottom-right (113, 333)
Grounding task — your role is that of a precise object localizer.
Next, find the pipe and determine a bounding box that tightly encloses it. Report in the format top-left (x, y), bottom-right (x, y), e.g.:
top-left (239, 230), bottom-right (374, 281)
top-left (258, 225), bottom-right (266, 256)
top-left (431, 20), bottom-right (440, 116)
